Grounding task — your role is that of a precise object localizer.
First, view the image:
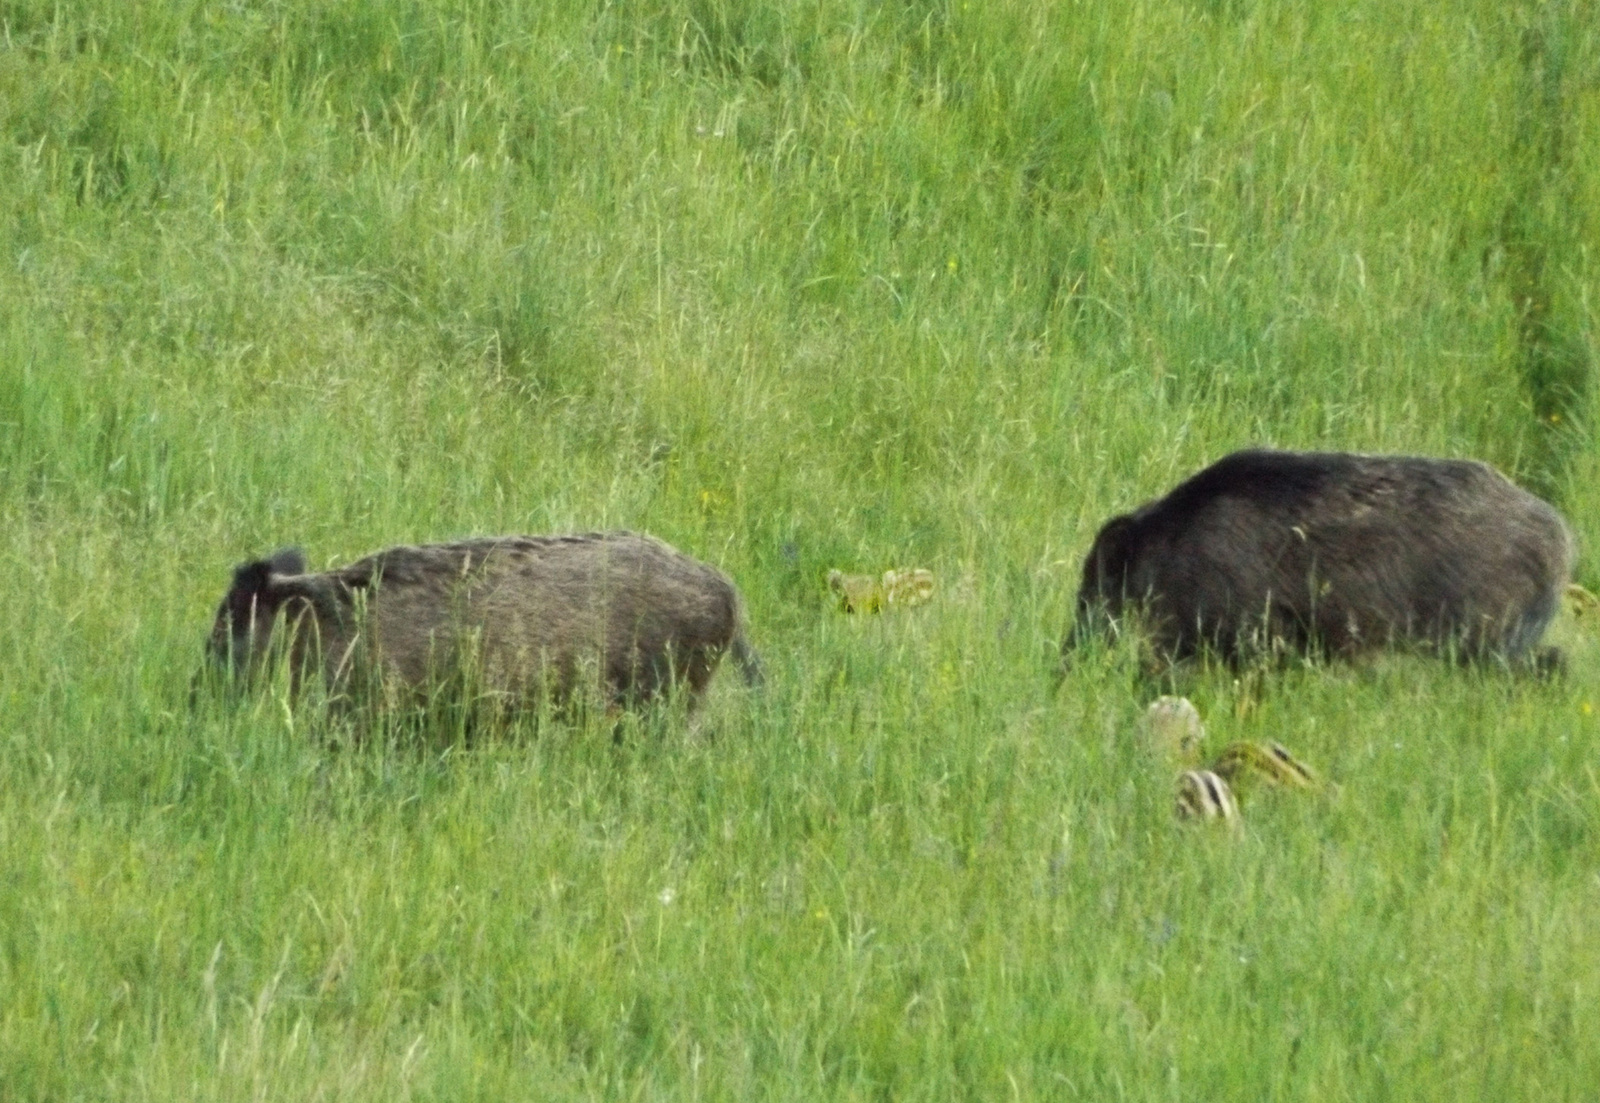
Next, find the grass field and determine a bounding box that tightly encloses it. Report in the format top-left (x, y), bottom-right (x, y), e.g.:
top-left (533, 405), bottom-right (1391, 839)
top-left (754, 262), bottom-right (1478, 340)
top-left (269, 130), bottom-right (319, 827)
top-left (3, 0), bottom-right (1600, 1097)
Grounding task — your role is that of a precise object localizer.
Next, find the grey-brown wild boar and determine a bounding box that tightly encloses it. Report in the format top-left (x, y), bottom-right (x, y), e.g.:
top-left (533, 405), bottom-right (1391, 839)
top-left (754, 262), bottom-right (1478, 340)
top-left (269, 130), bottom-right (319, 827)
top-left (1066, 449), bottom-right (1573, 668)
top-left (208, 532), bottom-right (763, 711)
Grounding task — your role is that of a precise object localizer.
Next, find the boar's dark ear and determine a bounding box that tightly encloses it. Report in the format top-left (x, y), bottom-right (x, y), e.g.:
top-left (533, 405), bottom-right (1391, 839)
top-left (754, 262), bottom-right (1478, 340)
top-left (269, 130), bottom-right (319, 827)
top-left (227, 549), bottom-right (304, 606)
top-left (224, 559), bottom-right (272, 627)
top-left (230, 558), bottom-right (276, 599)
top-left (1087, 515), bottom-right (1139, 590)
top-left (226, 551), bottom-right (303, 622)
top-left (268, 547), bottom-right (307, 575)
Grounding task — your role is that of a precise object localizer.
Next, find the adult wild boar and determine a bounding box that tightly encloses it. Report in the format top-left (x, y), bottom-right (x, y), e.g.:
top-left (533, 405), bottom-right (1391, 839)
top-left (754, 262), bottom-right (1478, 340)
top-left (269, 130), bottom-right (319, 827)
top-left (208, 532), bottom-right (763, 711)
top-left (1066, 449), bottom-right (1573, 668)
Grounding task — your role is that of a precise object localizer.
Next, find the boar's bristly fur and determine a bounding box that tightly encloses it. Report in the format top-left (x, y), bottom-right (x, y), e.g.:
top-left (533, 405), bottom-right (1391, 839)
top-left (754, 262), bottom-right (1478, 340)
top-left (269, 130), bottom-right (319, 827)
top-left (1067, 450), bottom-right (1573, 667)
top-left (207, 532), bottom-right (762, 711)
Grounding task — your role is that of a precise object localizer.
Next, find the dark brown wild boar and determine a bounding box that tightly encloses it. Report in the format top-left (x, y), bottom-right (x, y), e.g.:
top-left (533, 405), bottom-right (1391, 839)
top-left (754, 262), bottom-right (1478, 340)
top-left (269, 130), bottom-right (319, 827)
top-left (1066, 449), bottom-right (1573, 668)
top-left (208, 532), bottom-right (763, 711)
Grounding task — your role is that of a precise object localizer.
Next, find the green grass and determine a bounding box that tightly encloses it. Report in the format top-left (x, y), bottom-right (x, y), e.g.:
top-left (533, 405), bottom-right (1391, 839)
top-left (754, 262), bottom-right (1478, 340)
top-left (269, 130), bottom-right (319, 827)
top-left (3, 0), bottom-right (1600, 1096)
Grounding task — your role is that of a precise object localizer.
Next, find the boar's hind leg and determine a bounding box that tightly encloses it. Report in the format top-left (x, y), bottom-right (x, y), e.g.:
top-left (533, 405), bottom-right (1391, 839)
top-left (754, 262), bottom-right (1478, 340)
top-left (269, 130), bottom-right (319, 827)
top-left (1505, 584), bottom-right (1563, 659)
top-left (730, 636), bottom-right (765, 687)
top-left (1527, 646), bottom-right (1567, 678)
top-left (677, 645), bottom-right (728, 710)
top-left (1500, 589), bottom-right (1567, 678)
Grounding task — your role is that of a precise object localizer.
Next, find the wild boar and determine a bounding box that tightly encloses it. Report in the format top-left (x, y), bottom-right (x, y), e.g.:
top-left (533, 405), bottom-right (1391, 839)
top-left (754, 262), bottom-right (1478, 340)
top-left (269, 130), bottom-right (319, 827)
top-left (1066, 449), bottom-right (1573, 668)
top-left (207, 532), bottom-right (764, 711)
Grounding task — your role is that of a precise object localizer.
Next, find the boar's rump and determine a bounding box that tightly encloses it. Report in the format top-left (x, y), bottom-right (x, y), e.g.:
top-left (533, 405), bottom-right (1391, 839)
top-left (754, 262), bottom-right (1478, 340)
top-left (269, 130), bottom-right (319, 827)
top-left (208, 531), bottom-right (763, 710)
top-left (1067, 449), bottom-right (1573, 667)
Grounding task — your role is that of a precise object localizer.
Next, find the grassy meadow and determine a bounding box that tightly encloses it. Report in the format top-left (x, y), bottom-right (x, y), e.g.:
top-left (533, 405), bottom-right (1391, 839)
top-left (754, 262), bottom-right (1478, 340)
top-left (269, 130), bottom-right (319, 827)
top-left (4, 0), bottom-right (1600, 1096)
